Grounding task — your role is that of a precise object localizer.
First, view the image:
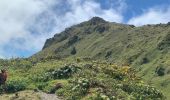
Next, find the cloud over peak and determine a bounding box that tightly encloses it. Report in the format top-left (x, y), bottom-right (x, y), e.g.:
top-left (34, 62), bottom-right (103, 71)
top-left (0, 0), bottom-right (125, 58)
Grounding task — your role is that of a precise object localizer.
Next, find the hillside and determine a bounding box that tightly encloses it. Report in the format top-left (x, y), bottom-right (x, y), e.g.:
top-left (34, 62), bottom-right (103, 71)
top-left (32, 17), bottom-right (170, 98)
top-left (0, 17), bottom-right (169, 99)
top-left (34, 17), bottom-right (170, 67)
top-left (0, 58), bottom-right (165, 99)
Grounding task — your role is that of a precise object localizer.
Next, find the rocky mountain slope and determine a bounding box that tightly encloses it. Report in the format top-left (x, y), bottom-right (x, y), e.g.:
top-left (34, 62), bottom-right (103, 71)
top-left (32, 17), bottom-right (170, 98)
top-left (34, 17), bottom-right (170, 69)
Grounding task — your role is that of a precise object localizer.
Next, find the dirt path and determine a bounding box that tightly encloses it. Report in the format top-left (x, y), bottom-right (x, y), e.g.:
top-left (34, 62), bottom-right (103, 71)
top-left (38, 92), bottom-right (61, 100)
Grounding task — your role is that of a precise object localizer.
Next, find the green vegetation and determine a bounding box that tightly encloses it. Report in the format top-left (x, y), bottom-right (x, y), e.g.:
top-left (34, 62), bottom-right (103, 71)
top-left (0, 58), bottom-right (165, 100)
top-left (0, 90), bottom-right (40, 100)
top-left (5, 78), bottom-right (27, 93)
top-left (31, 17), bottom-right (170, 99)
top-left (0, 17), bottom-right (170, 99)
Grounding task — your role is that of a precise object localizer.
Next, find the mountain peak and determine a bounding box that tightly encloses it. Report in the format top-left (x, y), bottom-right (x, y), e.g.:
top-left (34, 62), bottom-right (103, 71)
top-left (88, 17), bottom-right (106, 25)
top-left (90, 17), bottom-right (105, 21)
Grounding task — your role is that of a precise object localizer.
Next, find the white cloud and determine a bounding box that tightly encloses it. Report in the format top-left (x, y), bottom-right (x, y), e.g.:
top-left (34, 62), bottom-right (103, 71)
top-left (0, 0), bottom-right (125, 58)
top-left (55, 0), bottom-right (124, 31)
top-left (128, 7), bottom-right (170, 26)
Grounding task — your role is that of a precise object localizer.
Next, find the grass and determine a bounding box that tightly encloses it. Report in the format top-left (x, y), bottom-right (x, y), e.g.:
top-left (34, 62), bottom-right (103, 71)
top-left (0, 58), bottom-right (165, 100)
top-left (0, 90), bottom-right (40, 100)
top-left (0, 17), bottom-right (170, 99)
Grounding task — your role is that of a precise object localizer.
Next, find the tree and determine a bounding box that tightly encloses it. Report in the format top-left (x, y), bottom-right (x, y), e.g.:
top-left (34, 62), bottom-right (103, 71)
top-left (71, 47), bottom-right (77, 55)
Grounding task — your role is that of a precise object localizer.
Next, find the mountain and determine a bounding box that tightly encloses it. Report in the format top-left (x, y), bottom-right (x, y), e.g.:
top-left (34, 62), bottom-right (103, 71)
top-left (32, 17), bottom-right (170, 97)
top-left (0, 17), bottom-right (169, 99)
top-left (33, 17), bottom-right (170, 67)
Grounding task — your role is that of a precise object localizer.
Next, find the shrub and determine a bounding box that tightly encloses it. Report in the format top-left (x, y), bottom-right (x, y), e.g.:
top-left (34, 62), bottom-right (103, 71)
top-left (155, 65), bottom-right (166, 76)
top-left (0, 86), bottom-right (4, 94)
top-left (71, 47), bottom-right (77, 55)
top-left (105, 51), bottom-right (112, 58)
top-left (121, 83), bottom-right (164, 99)
top-left (6, 79), bottom-right (27, 93)
top-left (141, 57), bottom-right (149, 64)
top-left (157, 34), bottom-right (170, 50)
top-left (68, 78), bottom-right (90, 99)
top-left (52, 62), bottom-right (165, 100)
top-left (37, 82), bottom-right (48, 90)
top-left (76, 57), bottom-right (81, 63)
top-left (30, 72), bottom-right (53, 82)
top-left (72, 78), bottom-right (90, 91)
top-left (52, 64), bottom-right (80, 79)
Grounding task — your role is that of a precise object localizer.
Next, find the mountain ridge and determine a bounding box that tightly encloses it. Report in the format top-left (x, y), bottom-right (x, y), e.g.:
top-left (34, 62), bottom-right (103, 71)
top-left (33, 17), bottom-right (170, 64)
top-left (42, 17), bottom-right (134, 50)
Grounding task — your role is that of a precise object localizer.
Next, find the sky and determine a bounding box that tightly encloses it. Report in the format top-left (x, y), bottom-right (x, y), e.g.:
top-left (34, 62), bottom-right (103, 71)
top-left (0, 0), bottom-right (170, 58)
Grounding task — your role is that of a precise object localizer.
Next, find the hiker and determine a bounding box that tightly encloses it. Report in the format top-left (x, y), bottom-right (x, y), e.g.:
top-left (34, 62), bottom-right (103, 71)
top-left (0, 69), bottom-right (7, 86)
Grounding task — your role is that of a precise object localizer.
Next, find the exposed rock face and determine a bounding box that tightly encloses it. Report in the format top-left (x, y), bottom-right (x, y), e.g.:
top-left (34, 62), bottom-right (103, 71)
top-left (88, 17), bottom-right (106, 25)
top-left (42, 17), bottom-right (107, 50)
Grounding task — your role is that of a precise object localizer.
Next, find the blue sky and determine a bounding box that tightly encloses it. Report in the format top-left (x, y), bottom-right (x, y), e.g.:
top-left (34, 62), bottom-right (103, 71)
top-left (0, 0), bottom-right (170, 58)
top-left (124, 0), bottom-right (170, 21)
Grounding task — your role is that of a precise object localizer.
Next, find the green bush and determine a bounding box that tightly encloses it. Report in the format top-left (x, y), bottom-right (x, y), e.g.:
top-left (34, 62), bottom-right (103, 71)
top-left (6, 79), bottom-right (27, 93)
top-left (30, 72), bottom-right (53, 82)
top-left (121, 83), bottom-right (164, 99)
top-left (155, 65), bottom-right (166, 76)
top-left (51, 64), bottom-right (80, 79)
top-left (37, 82), bottom-right (48, 90)
top-left (72, 78), bottom-right (90, 91)
top-left (0, 86), bottom-right (4, 94)
top-left (71, 47), bottom-right (77, 55)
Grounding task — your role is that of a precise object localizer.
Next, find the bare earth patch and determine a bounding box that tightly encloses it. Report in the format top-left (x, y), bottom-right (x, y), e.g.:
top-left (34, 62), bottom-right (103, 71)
top-left (0, 90), bottom-right (61, 100)
top-left (38, 92), bottom-right (61, 100)
top-left (0, 90), bottom-right (40, 100)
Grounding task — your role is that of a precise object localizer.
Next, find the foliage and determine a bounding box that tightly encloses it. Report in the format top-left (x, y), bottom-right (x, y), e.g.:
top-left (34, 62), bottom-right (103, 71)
top-left (51, 64), bottom-right (80, 79)
top-left (29, 17), bottom-right (170, 99)
top-left (5, 78), bottom-right (27, 93)
top-left (0, 58), bottom-right (166, 99)
top-left (55, 62), bottom-right (164, 100)
top-left (70, 47), bottom-right (77, 55)
top-left (121, 83), bottom-right (164, 99)
top-left (155, 65), bottom-right (166, 76)
top-left (1, 17), bottom-right (170, 99)
top-left (36, 82), bottom-right (48, 90)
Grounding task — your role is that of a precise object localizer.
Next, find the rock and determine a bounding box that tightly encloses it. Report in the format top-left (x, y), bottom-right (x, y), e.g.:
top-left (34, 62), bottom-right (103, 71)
top-left (68, 35), bottom-right (79, 46)
top-left (49, 83), bottom-right (63, 94)
top-left (89, 17), bottom-right (106, 25)
top-left (55, 83), bottom-right (63, 90)
top-left (95, 26), bottom-right (106, 33)
top-left (129, 25), bottom-right (135, 28)
top-left (15, 93), bottom-right (19, 98)
top-left (33, 89), bottom-right (39, 92)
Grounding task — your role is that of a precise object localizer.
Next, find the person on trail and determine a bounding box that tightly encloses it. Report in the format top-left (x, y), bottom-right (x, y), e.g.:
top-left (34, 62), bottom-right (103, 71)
top-left (0, 69), bottom-right (7, 86)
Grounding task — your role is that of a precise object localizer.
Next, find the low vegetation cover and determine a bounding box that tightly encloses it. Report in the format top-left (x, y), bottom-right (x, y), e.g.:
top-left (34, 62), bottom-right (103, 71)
top-left (32, 17), bottom-right (170, 99)
top-left (0, 17), bottom-right (170, 99)
top-left (0, 58), bottom-right (165, 100)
